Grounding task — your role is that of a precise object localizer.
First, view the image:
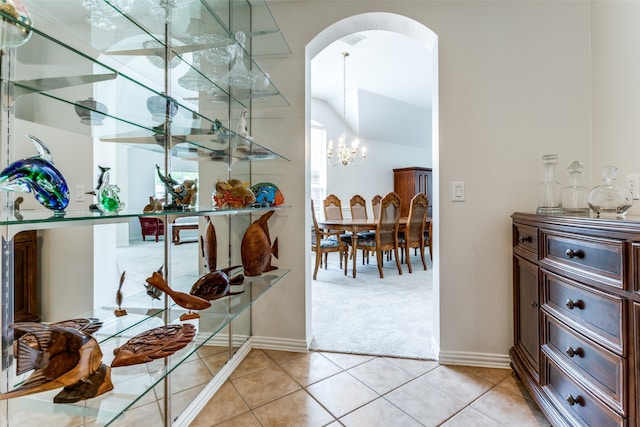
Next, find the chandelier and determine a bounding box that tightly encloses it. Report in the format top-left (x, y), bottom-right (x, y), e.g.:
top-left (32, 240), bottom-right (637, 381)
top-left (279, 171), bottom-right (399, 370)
top-left (327, 51), bottom-right (366, 166)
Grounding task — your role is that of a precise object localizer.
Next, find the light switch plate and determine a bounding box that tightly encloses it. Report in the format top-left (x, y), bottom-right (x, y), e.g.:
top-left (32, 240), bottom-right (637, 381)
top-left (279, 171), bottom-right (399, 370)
top-left (452, 181), bottom-right (465, 202)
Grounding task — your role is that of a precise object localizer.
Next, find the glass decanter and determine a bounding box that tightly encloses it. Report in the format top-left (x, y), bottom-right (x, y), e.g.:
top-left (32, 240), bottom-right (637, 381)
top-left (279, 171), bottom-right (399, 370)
top-left (537, 154), bottom-right (564, 214)
top-left (562, 161), bottom-right (589, 215)
top-left (588, 165), bottom-right (633, 216)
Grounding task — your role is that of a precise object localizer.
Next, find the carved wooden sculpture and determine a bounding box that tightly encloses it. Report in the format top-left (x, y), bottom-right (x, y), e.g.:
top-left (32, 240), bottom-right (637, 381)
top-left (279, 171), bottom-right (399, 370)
top-left (145, 271), bottom-right (211, 320)
top-left (200, 216), bottom-right (217, 272)
top-left (50, 317), bottom-right (103, 334)
top-left (241, 210), bottom-right (278, 276)
top-left (144, 265), bottom-right (164, 300)
top-left (1, 323), bottom-right (113, 402)
top-left (189, 265), bottom-right (244, 301)
top-left (111, 324), bottom-right (196, 367)
top-left (114, 271), bottom-right (127, 317)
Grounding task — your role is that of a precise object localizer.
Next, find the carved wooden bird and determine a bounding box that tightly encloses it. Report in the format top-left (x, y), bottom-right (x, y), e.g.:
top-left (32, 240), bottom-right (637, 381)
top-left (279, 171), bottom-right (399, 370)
top-left (0, 322), bottom-right (112, 401)
top-left (145, 271), bottom-right (211, 320)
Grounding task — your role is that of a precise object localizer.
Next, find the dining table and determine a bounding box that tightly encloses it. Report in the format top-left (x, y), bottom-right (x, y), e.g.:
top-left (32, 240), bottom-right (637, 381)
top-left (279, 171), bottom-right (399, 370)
top-left (317, 217), bottom-right (423, 278)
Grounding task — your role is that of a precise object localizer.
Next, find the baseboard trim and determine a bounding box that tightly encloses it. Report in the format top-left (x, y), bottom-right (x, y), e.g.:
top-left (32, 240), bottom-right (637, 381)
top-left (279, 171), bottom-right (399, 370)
top-left (174, 336), bottom-right (307, 426)
top-left (437, 349), bottom-right (511, 369)
top-left (250, 335), bottom-right (309, 353)
top-left (174, 340), bottom-right (252, 427)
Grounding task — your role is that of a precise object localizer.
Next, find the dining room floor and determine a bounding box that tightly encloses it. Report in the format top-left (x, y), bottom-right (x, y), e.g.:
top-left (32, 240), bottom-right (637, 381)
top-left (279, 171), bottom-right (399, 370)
top-left (189, 348), bottom-right (551, 427)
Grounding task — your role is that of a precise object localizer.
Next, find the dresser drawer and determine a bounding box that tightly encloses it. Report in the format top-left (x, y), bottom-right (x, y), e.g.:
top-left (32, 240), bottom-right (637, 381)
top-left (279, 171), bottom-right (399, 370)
top-left (542, 230), bottom-right (624, 289)
top-left (543, 355), bottom-right (624, 427)
top-left (542, 312), bottom-right (626, 414)
top-left (542, 270), bottom-right (625, 355)
top-left (514, 223), bottom-right (538, 256)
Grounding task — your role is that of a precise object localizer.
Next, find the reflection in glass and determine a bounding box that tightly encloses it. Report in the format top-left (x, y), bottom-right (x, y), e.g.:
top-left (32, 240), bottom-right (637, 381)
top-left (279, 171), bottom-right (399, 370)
top-left (192, 33), bottom-right (236, 66)
top-left (0, 0), bottom-right (32, 48)
top-left (81, 0), bottom-right (134, 30)
top-left (143, 39), bottom-right (181, 69)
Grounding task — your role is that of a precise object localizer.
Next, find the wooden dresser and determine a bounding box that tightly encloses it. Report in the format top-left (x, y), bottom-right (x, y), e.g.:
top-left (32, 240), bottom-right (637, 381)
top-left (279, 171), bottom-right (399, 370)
top-left (393, 167), bottom-right (432, 217)
top-left (511, 212), bottom-right (640, 427)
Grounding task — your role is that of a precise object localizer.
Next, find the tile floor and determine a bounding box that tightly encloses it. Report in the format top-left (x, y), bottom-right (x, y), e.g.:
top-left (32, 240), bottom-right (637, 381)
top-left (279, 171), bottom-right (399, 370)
top-left (190, 349), bottom-right (551, 427)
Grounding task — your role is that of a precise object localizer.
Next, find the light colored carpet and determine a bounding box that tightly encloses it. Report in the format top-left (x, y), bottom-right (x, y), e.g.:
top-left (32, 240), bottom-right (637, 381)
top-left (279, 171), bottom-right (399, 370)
top-left (311, 249), bottom-right (435, 360)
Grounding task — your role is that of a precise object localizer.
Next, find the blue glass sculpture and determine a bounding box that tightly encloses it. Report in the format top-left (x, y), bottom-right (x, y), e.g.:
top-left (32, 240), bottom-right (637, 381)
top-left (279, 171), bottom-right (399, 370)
top-left (0, 134), bottom-right (69, 213)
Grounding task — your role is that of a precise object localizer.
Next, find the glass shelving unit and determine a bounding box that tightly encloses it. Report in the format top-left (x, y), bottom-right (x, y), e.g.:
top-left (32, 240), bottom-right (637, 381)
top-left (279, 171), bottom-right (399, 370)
top-left (0, 1), bottom-right (290, 426)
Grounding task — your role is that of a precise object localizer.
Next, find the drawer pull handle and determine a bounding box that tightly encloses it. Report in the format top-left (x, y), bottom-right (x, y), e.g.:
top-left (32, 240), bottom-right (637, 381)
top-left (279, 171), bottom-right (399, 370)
top-left (519, 235), bottom-right (532, 243)
top-left (565, 299), bottom-right (584, 310)
top-left (565, 249), bottom-right (584, 259)
top-left (566, 394), bottom-right (583, 406)
top-left (531, 301), bottom-right (538, 308)
top-left (565, 346), bottom-right (584, 358)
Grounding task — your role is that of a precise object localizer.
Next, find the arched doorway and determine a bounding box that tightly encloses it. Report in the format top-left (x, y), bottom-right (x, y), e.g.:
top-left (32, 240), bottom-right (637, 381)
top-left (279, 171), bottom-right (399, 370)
top-left (305, 13), bottom-right (439, 359)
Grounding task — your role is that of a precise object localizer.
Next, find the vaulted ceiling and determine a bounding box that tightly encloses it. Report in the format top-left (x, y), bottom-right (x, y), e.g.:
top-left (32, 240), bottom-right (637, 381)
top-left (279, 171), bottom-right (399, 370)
top-left (310, 30), bottom-right (434, 147)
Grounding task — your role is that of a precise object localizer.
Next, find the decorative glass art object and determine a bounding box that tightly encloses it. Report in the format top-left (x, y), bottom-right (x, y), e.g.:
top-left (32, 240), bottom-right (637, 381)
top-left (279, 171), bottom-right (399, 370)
top-left (146, 92), bottom-right (178, 122)
top-left (213, 178), bottom-right (255, 209)
top-left (81, 0), bottom-right (134, 30)
top-left (178, 54), bottom-right (215, 92)
top-left (75, 97), bottom-right (108, 125)
top-left (191, 33), bottom-right (236, 66)
top-left (143, 0), bottom-right (193, 20)
top-left (588, 165), bottom-right (633, 216)
top-left (95, 166), bottom-right (124, 213)
top-left (536, 154), bottom-right (564, 215)
top-left (0, 134), bottom-right (69, 213)
top-left (0, 0), bottom-right (32, 48)
top-left (250, 182), bottom-right (284, 207)
top-left (221, 31), bottom-right (270, 91)
top-left (562, 161), bottom-right (589, 214)
top-left (143, 39), bottom-right (181, 69)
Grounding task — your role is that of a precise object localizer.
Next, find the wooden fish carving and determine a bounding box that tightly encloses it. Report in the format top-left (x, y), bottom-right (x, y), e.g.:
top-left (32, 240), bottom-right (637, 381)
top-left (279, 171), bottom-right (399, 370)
top-left (189, 265), bottom-right (245, 301)
top-left (54, 363), bottom-right (112, 404)
top-left (145, 271), bottom-right (211, 320)
top-left (241, 211), bottom-right (278, 276)
top-left (1, 323), bottom-right (112, 401)
top-left (200, 217), bottom-right (217, 272)
top-left (50, 317), bottom-right (103, 335)
top-left (111, 324), bottom-right (196, 367)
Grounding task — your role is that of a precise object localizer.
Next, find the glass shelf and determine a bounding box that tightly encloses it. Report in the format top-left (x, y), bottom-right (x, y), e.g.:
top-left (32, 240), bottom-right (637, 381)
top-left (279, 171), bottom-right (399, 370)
top-left (0, 205), bottom-right (289, 230)
top-left (5, 268), bottom-right (289, 426)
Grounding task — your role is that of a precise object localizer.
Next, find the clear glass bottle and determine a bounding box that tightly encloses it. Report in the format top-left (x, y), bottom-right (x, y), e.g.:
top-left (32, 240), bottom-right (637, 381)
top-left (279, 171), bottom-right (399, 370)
top-left (588, 165), bottom-right (633, 216)
top-left (562, 161), bottom-right (589, 215)
top-left (537, 154), bottom-right (564, 214)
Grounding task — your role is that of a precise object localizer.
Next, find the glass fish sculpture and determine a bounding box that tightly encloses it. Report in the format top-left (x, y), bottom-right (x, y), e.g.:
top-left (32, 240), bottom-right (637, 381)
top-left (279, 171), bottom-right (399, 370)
top-left (0, 135), bottom-right (70, 213)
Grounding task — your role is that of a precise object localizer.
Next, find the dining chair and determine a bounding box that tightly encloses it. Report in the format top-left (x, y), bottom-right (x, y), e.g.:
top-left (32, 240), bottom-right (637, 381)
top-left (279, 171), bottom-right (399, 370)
top-left (311, 199), bottom-right (348, 279)
top-left (401, 193), bottom-right (428, 273)
top-left (323, 194), bottom-right (343, 221)
top-left (323, 194), bottom-right (352, 245)
top-left (371, 195), bottom-right (382, 220)
top-left (356, 192), bottom-right (402, 278)
top-left (350, 194), bottom-right (375, 264)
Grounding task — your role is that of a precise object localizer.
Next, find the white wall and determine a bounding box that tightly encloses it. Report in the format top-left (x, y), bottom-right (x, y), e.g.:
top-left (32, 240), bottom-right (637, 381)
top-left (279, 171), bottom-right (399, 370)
top-left (312, 97), bottom-right (430, 210)
top-left (251, 0), bottom-right (593, 364)
top-left (591, 1), bottom-right (640, 215)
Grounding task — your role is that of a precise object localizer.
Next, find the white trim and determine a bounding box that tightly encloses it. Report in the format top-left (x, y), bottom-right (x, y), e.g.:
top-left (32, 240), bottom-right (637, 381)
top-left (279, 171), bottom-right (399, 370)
top-left (437, 350), bottom-right (511, 369)
top-left (174, 340), bottom-right (252, 427)
top-left (250, 335), bottom-right (310, 353)
top-left (173, 336), bottom-right (308, 426)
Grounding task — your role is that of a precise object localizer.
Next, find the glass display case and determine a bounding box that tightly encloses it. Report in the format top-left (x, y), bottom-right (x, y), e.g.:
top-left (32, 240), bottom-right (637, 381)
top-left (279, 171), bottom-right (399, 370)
top-left (0, 1), bottom-right (290, 425)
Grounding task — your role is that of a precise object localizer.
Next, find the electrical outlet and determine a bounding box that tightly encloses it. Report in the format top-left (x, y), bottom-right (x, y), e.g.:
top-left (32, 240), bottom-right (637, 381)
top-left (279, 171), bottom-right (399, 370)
top-left (75, 184), bottom-right (85, 202)
top-left (627, 174), bottom-right (640, 200)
